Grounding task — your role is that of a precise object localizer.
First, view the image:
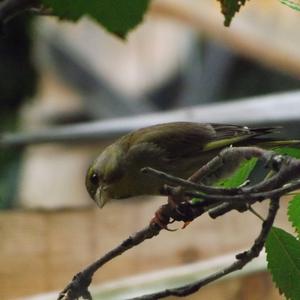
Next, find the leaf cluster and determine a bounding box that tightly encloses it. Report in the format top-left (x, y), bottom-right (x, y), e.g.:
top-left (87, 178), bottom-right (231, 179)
top-left (39, 0), bottom-right (300, 38)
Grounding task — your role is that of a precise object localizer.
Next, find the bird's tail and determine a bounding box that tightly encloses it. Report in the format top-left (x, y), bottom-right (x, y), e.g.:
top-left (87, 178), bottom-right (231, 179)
top-left (248, 139), bottom-right (300, 149)
top-left (235, 126), bottom-right (300, 149)
top-left (249, 126), bottom-right (281, 137)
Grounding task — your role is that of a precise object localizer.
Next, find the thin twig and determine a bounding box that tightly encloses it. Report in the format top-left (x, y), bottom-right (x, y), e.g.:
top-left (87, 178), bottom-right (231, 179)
top-left (143, 147), bottom-right (298, 197)
top-left (188, 146), bottom-right (267, 183)
top-left (58, 223), bottom-right (162, 300)
top-left (207, 165), bottom-right (300, 219)
top-left (142, 167), bottom-right (241, 195)
top-left (183, 179), bottom-right (300, 205)
top-left (153, 147), bottom-right (300, 220)
top-left (29, 6), bottom-right (53, 16)
top-left (0, 0), bottom-right (37, 24)
top-left (127, 197), bottom-right (280, 299)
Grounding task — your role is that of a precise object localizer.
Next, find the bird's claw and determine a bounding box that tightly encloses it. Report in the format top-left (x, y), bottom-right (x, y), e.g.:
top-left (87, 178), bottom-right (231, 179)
top-left (150, 207), bottom-right (178, 231)
top-left (181, 221), bottom-right (191, 229)
top-left (150, 200), bottom-right (194, 231)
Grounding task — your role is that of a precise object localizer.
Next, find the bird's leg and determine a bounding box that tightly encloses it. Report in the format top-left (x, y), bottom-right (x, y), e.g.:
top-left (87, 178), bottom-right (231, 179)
top-left (169, 186), bottom-right (196, 229)
top-left (150, 204), bottom-right (177, 231)
top-left (150, 201), bottom-right (198, 230)
top-left (150, 185), bottom-right (197, 230)
top-left (168, 190), bottom-right (193, 229)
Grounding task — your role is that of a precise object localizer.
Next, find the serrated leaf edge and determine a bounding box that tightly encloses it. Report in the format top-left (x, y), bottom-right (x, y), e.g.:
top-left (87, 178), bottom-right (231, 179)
top-left (266, 227), bottom-right (300, 300)
top-left (288, 195), bottom-right (300, 237)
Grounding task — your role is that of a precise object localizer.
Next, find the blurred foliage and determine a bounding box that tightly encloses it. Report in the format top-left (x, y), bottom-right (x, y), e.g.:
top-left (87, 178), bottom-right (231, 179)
top-left (0, 18), bottom-right (36, 106)
top-left (280, 0), bottom-right (300, 11)
top-left (40, 0), bottom-right (251, 37)
top-left (2, 0), bottom-right (300, 41)
top-left (217, 0), bottom-right (247, 26)
top-left (42, 0), bottom-right (151, 38)
top-left (41, 0), bottom-right (300, 36)
top-left (0, 16), bottom-right (37, 208)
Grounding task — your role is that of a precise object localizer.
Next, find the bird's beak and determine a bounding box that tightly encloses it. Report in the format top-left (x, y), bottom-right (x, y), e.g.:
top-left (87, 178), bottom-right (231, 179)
top-left (95, 186), bottom-right (110, 208)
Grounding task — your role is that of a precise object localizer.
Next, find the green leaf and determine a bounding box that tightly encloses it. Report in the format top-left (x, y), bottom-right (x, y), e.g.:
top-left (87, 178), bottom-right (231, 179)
top-left (217, 0), bottom-right (247, 26)
top-left (274, 147), bottom-right (300, 159)
top-left (192, 158), bottom-right (257, 204)
top-left (288, 195), bottom-right (300, 237)
top-left (42, 0), bottom-right (151, 38)
top-left (216, 158), bottom-right (257, 188)
top-left (280, 0), bottom-right (300, 11)
top-left (265, 227), bottom-right (300, 300)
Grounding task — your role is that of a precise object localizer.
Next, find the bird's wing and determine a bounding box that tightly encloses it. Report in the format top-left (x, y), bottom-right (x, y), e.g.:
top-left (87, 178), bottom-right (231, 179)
top-left (125, 122), bottom-right (276, 161)
top-left (203, 124), bottom-right (277, 151)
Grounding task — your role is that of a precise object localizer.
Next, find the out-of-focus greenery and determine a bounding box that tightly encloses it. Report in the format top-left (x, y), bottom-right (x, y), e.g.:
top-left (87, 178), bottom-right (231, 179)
top-left (40, 0), bottom-right (297, 37)
top-left (0, 16), bottom-right (37, 209)
top-left (42, 0), bottom-right (151, 38)
top-left (217, 0), bottom-right (247, 26)
top-left (280, 0), bottom-right (300, 11)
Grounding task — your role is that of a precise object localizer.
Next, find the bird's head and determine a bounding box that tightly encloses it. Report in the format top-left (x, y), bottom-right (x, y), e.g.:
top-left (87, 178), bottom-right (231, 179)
top-left (85, 143), bottom-right (126, 208)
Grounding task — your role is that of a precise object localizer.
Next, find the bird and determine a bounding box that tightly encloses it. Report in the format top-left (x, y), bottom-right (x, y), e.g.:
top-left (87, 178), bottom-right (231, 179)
top-left (85, 122), bottom-right (296, 208)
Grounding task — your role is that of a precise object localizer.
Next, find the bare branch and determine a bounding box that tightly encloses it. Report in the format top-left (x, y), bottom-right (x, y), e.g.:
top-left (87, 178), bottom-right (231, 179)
top-left (57, 146), bottom-right (300, 300)
top-left (0, 0), bottom-right (37, 24)
top-left (128, 197), bottom-right (279, 299)
top-left (187, 146), bottom-right (266, 183)
top-left (58, 223), bottom-right (162, 300)
top-left (183, 179), bottom-right (300, 205)
top-left (142, 167), bottom-right (240, 195)
top-left (143, 146), bottom-right (298, 197)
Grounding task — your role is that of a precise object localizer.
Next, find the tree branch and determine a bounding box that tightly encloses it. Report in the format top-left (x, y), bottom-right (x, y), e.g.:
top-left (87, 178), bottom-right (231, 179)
top-left (127, 197), bottom-right (280, 300)
top-left (58, 223), bottom-right (162, 300)
top-left (57, 146), bottom-right (300, 300)
top-left (0, 0), bottom-right (37, 24)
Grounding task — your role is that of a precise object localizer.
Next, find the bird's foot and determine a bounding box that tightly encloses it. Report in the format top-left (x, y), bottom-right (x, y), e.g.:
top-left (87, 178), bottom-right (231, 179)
top-left (150, 204), bottom-right (177, 231)
top-left (167, 187), bottom-right (193, 228)
top-left (150, 200), bottom-right (196, 231)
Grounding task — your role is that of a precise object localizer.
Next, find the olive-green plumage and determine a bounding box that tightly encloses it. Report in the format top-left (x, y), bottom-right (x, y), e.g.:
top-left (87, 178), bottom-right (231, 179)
top-left (85, 122), bottom-right (296, 208)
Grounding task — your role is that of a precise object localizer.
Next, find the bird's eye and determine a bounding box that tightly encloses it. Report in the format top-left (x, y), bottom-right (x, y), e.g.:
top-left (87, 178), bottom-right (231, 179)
top-left (90, 172), bottom-right (99, 185)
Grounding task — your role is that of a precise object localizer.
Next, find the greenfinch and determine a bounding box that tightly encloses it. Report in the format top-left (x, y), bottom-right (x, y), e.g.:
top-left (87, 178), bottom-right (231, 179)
top-left (85, 122), bottom-right (296, 208)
